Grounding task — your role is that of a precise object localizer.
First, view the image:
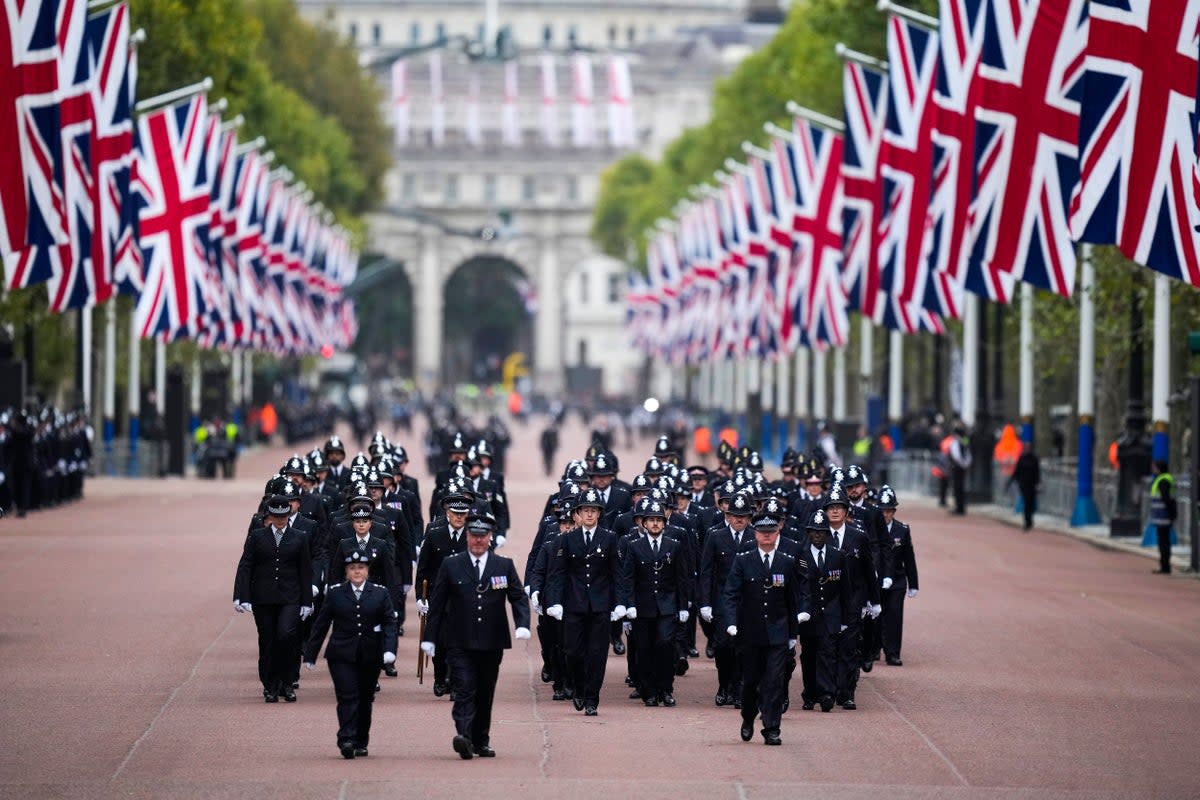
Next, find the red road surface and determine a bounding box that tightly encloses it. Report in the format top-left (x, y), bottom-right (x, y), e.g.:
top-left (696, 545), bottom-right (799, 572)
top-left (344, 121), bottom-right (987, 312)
top-left (1, 415), bottom-right (1198, 799)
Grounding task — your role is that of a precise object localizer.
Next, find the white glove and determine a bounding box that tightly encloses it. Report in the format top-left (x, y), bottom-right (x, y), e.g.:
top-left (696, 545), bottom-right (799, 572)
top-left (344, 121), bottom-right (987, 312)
top-left (416, 599), bottom-right (429, 615)
top-left (514, 627), bottom-right (531, 640)
top-left (530, 591), bottom-right (540, 609)
top-left (839, 624), bottom-right (848, 633)
top-left (907, 588), bottom-right (918, 599)
top-left (788, 639), bottom-right (797, 650)
top-left (382, 652), bottom-right (396, 665)
top-left (700, 606), bottom-right (713, 623)
top-left (234, 601), bottom-right (247, 613)
top-left (625, 607), bottom-right (638, 620)
top-left (312, 584), bottom-right (319, 597)
top-left (797, 612), bottom-right (811, 623)
top-left (420, 641), bottom-right (435, 657)
top-left (861, 605), bottom-right (870, 619)
top-left (299, 606), bottom-right (313, 620)
top-left (869, 604), bottom-right (881, 619)
top-left (547, 604), bottom-right (564, 620)
top-left (302, 662), bottom-right (317, 671)
top-left (622, 621), bottom-right (632, 634)
top-left (726, 625), bottom-right (738, 637)
top-left (678, 610), bottom-right (689, 623)
top-left (882, 577), bottom-right (893, 590)
top-left (524, 585), bottom-right (532, 596)
top-left (402, 584), bottom-right (412, 595)
top-left (495, 535), bottom-right (507, 548)
top-left (611, 605), bottom-right (627, 622)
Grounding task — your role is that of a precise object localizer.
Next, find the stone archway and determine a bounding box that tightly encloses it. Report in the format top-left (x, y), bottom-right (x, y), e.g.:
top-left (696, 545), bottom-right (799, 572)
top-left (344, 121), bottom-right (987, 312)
top-left (440, 254), bottom-right (535, 386)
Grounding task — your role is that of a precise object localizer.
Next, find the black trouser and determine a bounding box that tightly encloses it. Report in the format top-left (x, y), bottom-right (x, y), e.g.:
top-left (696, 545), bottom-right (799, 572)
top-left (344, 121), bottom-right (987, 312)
top-left (685, 611), bottom-right (698, 650)
top-left (1157, 524), bottom-right (1172, 573)
top-left (328, 657), bottom-right (382, 746)
top-left (447, 648), bottom-right (504, 748)
top-left (835, 619), bottom-right (862, 701)
top-left (252, 603), bottom-right (299, 693)
top-left (563, 611), bottom-right (610, 706)
top-left (1019, 487), bottom-right (1037, 529)
top-left (862, 614), bottom-right (881, 663)
top-left (740, 643), bottom-right (788, 734)
top-left (537, 611), bottom-right (563, 684)
top-left (799, 630), bottom-right (836, 702)
top-left (937, 476), bottom-right (948, 506)
top-left (951, 467), bottom-right (966, 513)
top-left (632, 615), bottom-right (675, 698)
top-left (880, 586), bottom-right (906, 659)
top-left (713, 625), bottom-right (741, 694)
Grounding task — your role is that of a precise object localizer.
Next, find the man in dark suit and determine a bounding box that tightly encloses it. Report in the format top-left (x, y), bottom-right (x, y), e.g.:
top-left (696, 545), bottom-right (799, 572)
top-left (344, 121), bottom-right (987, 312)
top-left (590, 452), bottom-right (631, 530)
top-left (721, 511), bottom-right (807, 745)
top-left (421, 511), bottom-right (531, 760)
top-left (618, 497), bottom-right (691, 707)
top-left (545, 487), bottom-right (621, 716)
top-left (415, 491), bottom-right (471, 696)
top-left (233, 493), bottom-right (314, 703)
top-left (824, 487), bottom-right (879, 710)
top-left (877, 487), bottom-right (918, 666)
top-left (799, 510), bottom-right (856, 712)
top-left (698, 492), bottom-right (757, 707)
top-left (302, 551), bottom-right (397, 758)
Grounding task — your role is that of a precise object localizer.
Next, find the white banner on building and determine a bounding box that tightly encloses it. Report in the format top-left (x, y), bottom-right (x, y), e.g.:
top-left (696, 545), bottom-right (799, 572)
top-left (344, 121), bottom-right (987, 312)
top-left (465, 69), bottom-right (482, 146)
top-left (391, 59), bottom-right (409, 148)
top-left (429, 51), bottom-right (445, 147)
top-left (502, 60), bottom-right (520, 147)
top-left (570, 53), bottom-right (594, 148)
top-left (606, 54), bottom-right (635, 147)
top-left (540, 53), bottom-right (559, 147)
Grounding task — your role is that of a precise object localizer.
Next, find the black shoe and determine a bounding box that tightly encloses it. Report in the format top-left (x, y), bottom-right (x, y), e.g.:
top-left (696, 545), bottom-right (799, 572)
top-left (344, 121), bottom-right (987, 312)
top-left (715, 691), bottom-right (728, 707)
top-left (740, 723), bottom-right (754, 742)
top-left (452, 735), bottom-right (474, 760)
top-left (624, 675), bottom-right (634, 686)
top-left (886, 656), bottom-right (903, 666)
top-left (705, 644), bottom-right (715, 659)
top-left (612, 641), bottom-right (626, 655)
top-left (733, 697), bottom-right (743, 710)
top-left (801, 701), bottom-right (815, 711)
top-left (661, 693), bottom-right (676, 707)
top-left (541, 667), bottom-right (552, 683)
top-left (643, 697), bottom-right (659, 707)
top-left (675, 657), bottom-right (688, 676)
top-left (861, 660), bottom-right (873, 673)
top-left (397, 627), bottom-right (404, 637)
top-left (375, 683), bottom-right (381, 694)
top-left (782, 698), bottom-right (790, 714)
top-left (819, 695), bottom-right (834, 712)
top-left (628, 689), bottom-right (641, 699)
top-left (291, 681), bottom-right (299, 689)
top-left (339, 741), bottom-right (356, 759)
top-left (552, 689), bottom-right (567, 701)
top-left (563, 688), bottom-right (575, 700)
top-left (473, 745), bottom-right (496, 758)
top-left (688, 647), bottom-right (699, 658)
top-left (282, 687), bottom-right (297, 702)
top-left (354, 747), bottom-right (368, 758)
top-left (584, 706), bottom-right (598, 716)
top-left (433, 682), bottom-right (449, 697)
top-left (1153, 568), bottom-right (1171, 574)
top-left (264, 693), bottom-right (279, 703)
top-left (573, 696), bottom-right (586, 711)
top-left (384, 664), bottom-right (398, 678)
top-left (841, 698), bottom-right (857, 710)
top-left (763, 731), bottom-right (782, 746)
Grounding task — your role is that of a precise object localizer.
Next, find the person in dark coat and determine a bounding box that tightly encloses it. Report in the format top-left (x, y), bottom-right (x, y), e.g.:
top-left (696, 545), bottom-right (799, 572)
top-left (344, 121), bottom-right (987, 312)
top-left (876, 486), bottom-right (919, 665)
top-left (302, 551), bottom-right (398, 759)
top-left (233, 493), bottom-right (314, 703)
top-left (1008, 445), bottom-right (1041, 530)
top-left (798, 511), bottom-right (855, 712)
top-left (421, 510), bottom-right (531, 760)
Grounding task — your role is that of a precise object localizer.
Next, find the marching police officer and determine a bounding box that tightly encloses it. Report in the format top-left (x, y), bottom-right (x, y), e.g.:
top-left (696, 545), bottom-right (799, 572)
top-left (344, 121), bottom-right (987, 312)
top-left (421, 510), bottom-right (531, 760)
top-left (698, 492), bottom-right (757, 707)
top-left (233, 492), bottom-right (314, 703)
top-left (799, 510), bottom-right (855, 711)
top-left (877, 486), bottom-right (919, 666)
top-left (302, 551), bottom-right (398, 759)
top-left (721, 510), bottom-right (807, 745)
top-left (415, 490), bottom-right (472, 696)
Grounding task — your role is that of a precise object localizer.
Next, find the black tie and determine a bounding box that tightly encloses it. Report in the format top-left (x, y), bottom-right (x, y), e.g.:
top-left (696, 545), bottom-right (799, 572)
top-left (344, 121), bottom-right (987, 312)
top-left (833, 532), bottom-right (841, 550)
top-left (817, 548), bottom-right (825, 571)
top-left (763, 553), bottom-right (770, 571)
top-left (475, 559), bottom-right (482, 582)
top-left (354, 587), bottom-right (362, 601)
top-left (358, 538), bottom-right (367, 550)
top-left (652, 538), bottom-right (659, 555)
top-left (585, 531), bottom-right (592, 548)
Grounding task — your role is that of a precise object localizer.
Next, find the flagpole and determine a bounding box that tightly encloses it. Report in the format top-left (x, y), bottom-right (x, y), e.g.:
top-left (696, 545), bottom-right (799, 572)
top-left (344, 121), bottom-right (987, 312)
top-left (103, 302), bottom-right (116, 472)
top-left (776, 353), bottom-right (791, 456)
top-left (134, 77), bottom-right (213, 115)
top-left (230, 349), bottom-right (243, 426)
top-left (834, 42), bottom-right (888, 71)
top-left (888, 329), bottom-right (903, 449)
top-left (128, 312), bottom-right (141, 476)
top-left (1019, 284), bottom-right (1035, 444)
top-left (794, 348), bottom-right (810, 450)
top-left (190, 354), bottom-right (201, 433)
top-left (875, 0), bottom-right (938, 29)
top-left (785, 101), bottom-right (846, 133)
top-left (1071, 246), bottom-right (1101, 526)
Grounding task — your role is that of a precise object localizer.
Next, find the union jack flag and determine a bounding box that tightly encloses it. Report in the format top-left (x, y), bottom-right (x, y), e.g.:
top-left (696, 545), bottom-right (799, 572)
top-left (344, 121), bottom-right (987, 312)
top-left (767, 134), bottom-right (803, 353)
top-left (132, 95), bottom-right (213, 339)
top-left (839, 60), bottom-right (888, 324)
top-left (232, 150), bottom-right (267, 348)
top-left (965, 0), bottom-right (1087, 303)
top-left (920, 0), bottom-right (986, 319)
top-left (743, 157), bottom-right (777, 358)
top-left (1070, 0), bottom-right (1200, 285)
top-left (877, 15), bottom-right (943, 334)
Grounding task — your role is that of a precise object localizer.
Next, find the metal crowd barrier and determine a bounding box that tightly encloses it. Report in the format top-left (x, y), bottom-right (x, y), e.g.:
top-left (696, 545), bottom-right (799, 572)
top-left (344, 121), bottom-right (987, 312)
top-left (94, 438), bottom-right (168, 478)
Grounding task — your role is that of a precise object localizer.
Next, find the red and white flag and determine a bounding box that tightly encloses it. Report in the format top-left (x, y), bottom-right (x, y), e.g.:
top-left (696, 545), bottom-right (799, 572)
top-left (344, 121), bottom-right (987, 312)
top-left (464, 68), bottom-right (482, 146)
top-left (539, 53), bottom-right (558, 146)
top-left (502, 60), bottom-right (520, 146)
top-left (391, 58), bottom-right (409, 148)
top-left (570, 53), bottom-right (594, 148)
top-left (606, 54), bottom-right (635, 147)
top-left (429, 51), bottom-right (445, 147)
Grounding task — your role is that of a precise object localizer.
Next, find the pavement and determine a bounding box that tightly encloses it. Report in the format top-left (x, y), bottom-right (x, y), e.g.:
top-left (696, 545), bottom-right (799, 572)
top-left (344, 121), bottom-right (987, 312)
top-left (1, 415), bottom-right (1198, 799)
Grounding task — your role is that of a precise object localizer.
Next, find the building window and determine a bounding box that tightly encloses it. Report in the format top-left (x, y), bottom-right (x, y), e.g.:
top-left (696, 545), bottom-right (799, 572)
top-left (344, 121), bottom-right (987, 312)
top-left (627, 25), bottom-right (636, 44)
top-left (580, 273), bottom-right (590, 304)
top-left (522, 176), bottom-right (535, 201)
top-left (543, 24), bottom-right (553, 44)
top-left (402, 174), bottom-right (415, 201)
top-left (477, 22), bottom-right (485, 43)
top-left (608, 24), bottom-right (617, 45)
top-left (646, 24), bottom-right (656, 40)
top-left (567, 25), bottom-right (578, 46)
top-left (565, 176), bottom-right (578, 202)
top-left (410, 22), bottom-right (421, 44)
top-left (436, 21), bottom-right (446, 40)
top-left (578, 339), bottom-right (588, 365)
top-left (445, 175), bottom-right (458, 202)
top-left (483, 175), bottom-right (497, 204)
top-left (348, 22), bottom-right (358, 43)
top-left (607, 273), bottom-right (621, 304)
top-left (372, 22), bottom-right (382, 45)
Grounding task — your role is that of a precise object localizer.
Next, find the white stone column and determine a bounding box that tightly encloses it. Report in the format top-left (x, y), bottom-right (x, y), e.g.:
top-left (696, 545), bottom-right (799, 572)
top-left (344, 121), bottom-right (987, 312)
top-left (154, 338), bottom-right (166, 414)
top-left (961, 293), bottom-right (979, 427)
top-left (813, 349), bottom-right (828, 421)
top-left (80, 306), bottom-right (93, 412)
top-left (1019, 283), bottom-right (1035, 443)
top-left (1152, 272), bottom-right (1170, 461)
top-left (416, 233), bottom-right (444, 391)
top-left (832, 346), bottom-right (847, 421)
top-left (243, 350), bottom-right (253, 408)
top-left (535, 221), bottom-right (563, 393)
top-left (859, 316), bottom-right (874, 421)
top-left (776, 354), bottom-right (791, 420)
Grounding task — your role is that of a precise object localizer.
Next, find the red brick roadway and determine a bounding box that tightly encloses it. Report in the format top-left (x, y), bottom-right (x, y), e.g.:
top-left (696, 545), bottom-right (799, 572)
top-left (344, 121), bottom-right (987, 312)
top-left (0, 414), bottom-right (1197, 799)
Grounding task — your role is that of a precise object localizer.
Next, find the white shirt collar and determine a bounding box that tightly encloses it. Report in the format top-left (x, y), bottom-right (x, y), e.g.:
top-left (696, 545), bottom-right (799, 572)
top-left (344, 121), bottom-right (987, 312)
top-left (758, 547), bottom-right (775, 565)
top-left (357, 533), bottom-right (370, 544)
top-left (471, 551), bottom-right (489, 574)
top-left (810, 543), bottom-right (825, 560)
top-left (350, 581), bottom-right (366, 593)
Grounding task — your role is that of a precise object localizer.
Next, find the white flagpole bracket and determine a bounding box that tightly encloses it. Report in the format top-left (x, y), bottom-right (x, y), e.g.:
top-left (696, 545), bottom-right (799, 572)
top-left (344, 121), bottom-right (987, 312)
top-left (723, 158), bottom-right (752, 176)
top-left (785, 101), bottom-right (845, 133)
top-left (741, 141), bottom-right (772, 160)
top-left (876, 0), bottom-right (938, 30)
top-left (763, 121), bottom-right (789, 141)
top-left (835, 43), bottom-right (888, 71)
top-left (221, 115), bottom-right (245, 133)
top-left (135, 77), bottom-right (213, 114)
